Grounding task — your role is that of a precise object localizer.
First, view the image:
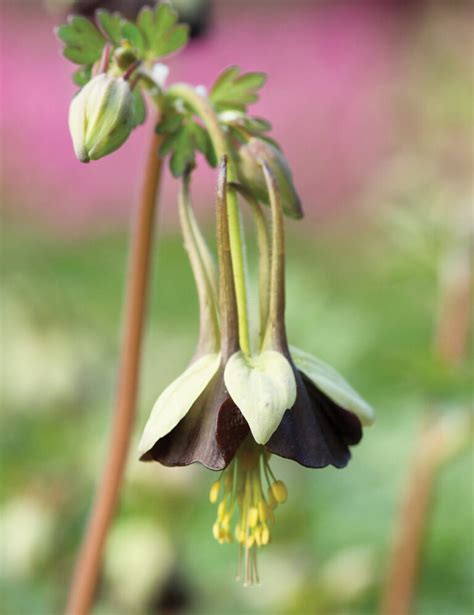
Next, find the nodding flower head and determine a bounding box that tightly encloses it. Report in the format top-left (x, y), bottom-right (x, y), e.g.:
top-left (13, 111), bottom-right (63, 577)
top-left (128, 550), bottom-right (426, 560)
top-left (138, 157), bottom-right (374, 584)
top-left (68, 73), bottom-right (135, 163)
top-left (237, 137), bottom-right (304, 220)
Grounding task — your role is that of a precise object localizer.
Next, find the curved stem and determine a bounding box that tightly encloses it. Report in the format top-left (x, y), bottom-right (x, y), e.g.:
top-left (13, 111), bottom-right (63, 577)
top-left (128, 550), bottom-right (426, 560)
top-left (261, 161), bottom-right (287, 352)
top-left (167, 84), bottom-right (251, 356)
top-left (179, 173), bottom-right (220, 356)
top-left (230, 182), bottom-right (271, 348)
top-left (66, 126), bottom-right (163, 615)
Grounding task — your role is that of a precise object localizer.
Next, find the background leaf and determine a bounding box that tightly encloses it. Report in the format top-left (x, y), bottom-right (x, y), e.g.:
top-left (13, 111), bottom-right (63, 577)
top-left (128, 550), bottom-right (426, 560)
top-left (96, 9), bottom-right (123, 44)
top-left (132, 89), bottom-right (147, 127)
top-left (72, 65), bottom-right (92, 87)
top-left (210, 65), bottom-right (267, 112)
top-left (121, 21), bottom-right (146, 54)
top-left (56, 15), bottom-right (105, 65)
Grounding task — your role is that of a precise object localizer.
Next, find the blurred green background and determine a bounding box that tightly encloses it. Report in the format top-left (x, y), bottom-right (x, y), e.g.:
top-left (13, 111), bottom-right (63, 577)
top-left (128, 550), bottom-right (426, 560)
top-left (1, 1), bottom-right (473, 614)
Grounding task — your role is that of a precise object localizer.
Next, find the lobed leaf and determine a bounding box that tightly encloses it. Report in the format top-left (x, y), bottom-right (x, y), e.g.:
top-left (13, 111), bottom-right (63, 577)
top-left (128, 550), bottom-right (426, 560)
top-left (72, 65), bottom-right (92, 87)
top-left (137, 3), bottom-right (189, 59)
top-left (121, 21), bottom-right (146, 54)
top-left (96, 9), bottom-right (123, 44)
top-left (210, 65), bottom-right (267, 112)
top-left (158, 113), bottom-right (216, 177)
top-left (57, 15), bottom-right (106, 65)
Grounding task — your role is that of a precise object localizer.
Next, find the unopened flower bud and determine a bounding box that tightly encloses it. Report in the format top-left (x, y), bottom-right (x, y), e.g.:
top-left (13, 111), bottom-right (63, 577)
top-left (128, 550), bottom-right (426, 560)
top-left (237, 137), bottom-right (303, 219)
top-left (68, 73), bottom-right (135, 163)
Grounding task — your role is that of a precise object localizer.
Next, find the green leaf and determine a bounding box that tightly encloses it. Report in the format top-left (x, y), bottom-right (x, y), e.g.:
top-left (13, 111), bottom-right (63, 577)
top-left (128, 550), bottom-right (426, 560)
top-left (57, 15), bottom-right (106, 65)
top-left (210, 66), bottom-right (267, 112)
top-left (137, 353), bottom-right (221, 459)
top-left (132, 88), bottom-right (147, 127)
top-left (224, 350), bottom-right (297, 444)
top-left (72, 65), bottom-right (92, 87)
top-left (158, 114), bottom-right (216, 176)
top-left (136, 6), bottom-right (154, 45)
top-left (169, 126), bottom-right (196, 177)
top-left (189, 122), bottom-right (217, 167)
top-left (96, 9), bottom-right (123, 44)
top-left (291, 346), bottom-right (375, 426)
top-left (121, 21), bottom-right (145, 54)
top-left (243, 116), bottom-right (272, 133)
top-left (153, 23), bottom-right (189, 58)
top-left (156, 112), bottom-right (182, 134)
top-left (137, 3), bottom-right (189, 59)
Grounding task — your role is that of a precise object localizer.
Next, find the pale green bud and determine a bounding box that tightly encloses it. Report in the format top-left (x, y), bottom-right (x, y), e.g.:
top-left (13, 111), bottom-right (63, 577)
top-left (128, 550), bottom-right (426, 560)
top-left (237, 137), bottom-right (303, 219)
top-left (68, 73), bottom-right (135, 163)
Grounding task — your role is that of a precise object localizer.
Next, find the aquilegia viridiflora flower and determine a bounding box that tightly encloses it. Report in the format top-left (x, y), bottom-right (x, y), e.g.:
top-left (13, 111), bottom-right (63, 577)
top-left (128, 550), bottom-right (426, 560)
top-left (138, 158), bottom-right (374, 584)
top-left (57, 3), bottom-right (374, 587)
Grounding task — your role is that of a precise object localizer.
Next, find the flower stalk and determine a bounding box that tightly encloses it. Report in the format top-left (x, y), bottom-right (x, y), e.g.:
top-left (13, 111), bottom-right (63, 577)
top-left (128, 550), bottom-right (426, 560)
top-left (167, 83), bottom-right (252, 357)
top-left (66, 125), bottom-right (163, 615)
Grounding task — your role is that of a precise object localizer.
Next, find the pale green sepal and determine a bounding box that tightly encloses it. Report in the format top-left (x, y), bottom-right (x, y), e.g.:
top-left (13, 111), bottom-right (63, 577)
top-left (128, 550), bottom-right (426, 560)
top-left (68, 74), bottom-right (135, 163)
top-left (291, 346), bottom-right (375, 426)
top-left (137, 353), bottom-right (220, 457)
top-left (224, 350), bottom-right (297, 444)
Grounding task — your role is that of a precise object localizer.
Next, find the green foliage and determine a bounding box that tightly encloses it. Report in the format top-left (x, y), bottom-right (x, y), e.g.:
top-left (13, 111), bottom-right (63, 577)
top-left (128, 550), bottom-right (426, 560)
top-left (137, 5), bottom-right (189, 59)
top-left (56, 4), bottom-right (189, 86)
top-left (157, 110), bottom-right (217, 177)
top-left (96, 9), bottom-right (123, 44)
top-left (56, 15), bottom-right (105, 65)
top-left (131, 89), bottom-right (147, 127)
top-left (210, 65), bottom-right (267, 112)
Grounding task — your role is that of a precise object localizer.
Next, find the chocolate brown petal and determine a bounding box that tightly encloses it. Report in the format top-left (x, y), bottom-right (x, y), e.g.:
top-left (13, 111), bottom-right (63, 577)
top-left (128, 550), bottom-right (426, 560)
top-left (302, 374), bottom-right (363, 447)
top-left (146, 368), bottom-right (248, 470)
top-left (265, 370), bottom-right (359, 469)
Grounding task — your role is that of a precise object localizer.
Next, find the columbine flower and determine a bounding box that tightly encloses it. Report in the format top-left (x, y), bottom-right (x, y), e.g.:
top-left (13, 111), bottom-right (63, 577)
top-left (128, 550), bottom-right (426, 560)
top-left (138, 158), bottom-right (374, 585)
top-left (68, 73), bottom-right (135, 163)
top-left (138, 161), bottom-right (250, 469)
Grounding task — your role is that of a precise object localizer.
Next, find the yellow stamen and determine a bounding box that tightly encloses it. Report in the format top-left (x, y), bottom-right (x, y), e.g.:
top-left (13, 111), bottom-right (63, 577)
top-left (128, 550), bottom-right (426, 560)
top-left (209, 443), bottom-right (288, 585)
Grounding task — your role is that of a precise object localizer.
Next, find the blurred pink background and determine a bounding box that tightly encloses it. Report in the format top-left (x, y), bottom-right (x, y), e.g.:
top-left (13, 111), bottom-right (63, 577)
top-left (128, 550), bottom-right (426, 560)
top-left (1, 1), bottom-right (410, 231)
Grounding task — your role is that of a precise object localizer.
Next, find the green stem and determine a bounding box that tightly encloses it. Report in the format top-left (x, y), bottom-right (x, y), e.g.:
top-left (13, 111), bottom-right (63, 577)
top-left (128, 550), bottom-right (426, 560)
top-left (178, 173), bottom-right (220, 356)
top-left (261, 161), bottom-right (287, 351)
top-left (231, 183), bottom-right (271, 348)
top-left (166, 83), bottom-right (251, 356)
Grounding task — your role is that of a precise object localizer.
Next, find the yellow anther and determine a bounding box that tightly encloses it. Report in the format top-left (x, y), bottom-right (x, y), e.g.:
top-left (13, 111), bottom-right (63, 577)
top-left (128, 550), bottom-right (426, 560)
top-left (267, 487), bottom-right (278, 510)
top-left (261, 524), bottom-right (270, 545)
top-left (222, 514), bottom-right (231, 531)
top-left (212, 521), bottom-right (221, 540)
top-left (246, 534), bottom-right (255, 549)
top-left (271, 480), bottom-right (288, 503)
top-left (217, 500), bottom-right (226, 520)
top-left (258, 500), bottom-right (269, 522)
top-left (209, 480), bottom-right (220, 503)
top-left (248, 507), bottom-right (259, 528)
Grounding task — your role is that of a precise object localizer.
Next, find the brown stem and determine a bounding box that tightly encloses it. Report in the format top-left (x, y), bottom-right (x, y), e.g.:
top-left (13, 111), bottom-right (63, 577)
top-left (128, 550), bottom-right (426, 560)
top-left (66, 126), bottom-right (163, 615)
top-left (380, 243), bottom-right (471, 615)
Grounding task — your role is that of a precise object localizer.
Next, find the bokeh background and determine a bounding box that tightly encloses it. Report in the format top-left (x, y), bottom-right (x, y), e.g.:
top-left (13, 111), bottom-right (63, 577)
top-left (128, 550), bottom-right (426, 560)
top-left (1, 1), bottom-right (473, 614)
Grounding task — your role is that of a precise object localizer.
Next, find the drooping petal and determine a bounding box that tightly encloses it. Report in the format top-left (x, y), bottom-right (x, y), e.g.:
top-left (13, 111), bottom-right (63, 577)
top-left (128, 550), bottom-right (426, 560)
top-left (224, 350), bottom-right (296, 444)
top-left (138, 353), bottom-right (220, 459)
top-left (145, 365), bottom-right (249, 470)
top-left (266, 369), bottom-right (361, 469)
top-left (291, 346), bottom-right (375, 426)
